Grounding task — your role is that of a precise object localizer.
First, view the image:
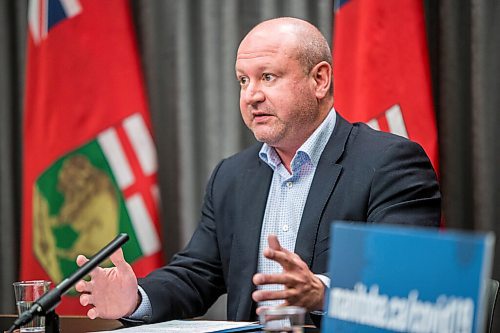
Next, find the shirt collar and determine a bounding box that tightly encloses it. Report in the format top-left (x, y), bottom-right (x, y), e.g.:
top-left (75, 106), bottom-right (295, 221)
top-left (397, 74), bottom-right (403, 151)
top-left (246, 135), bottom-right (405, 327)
top-left (259, 108), bottom-right (337, 170)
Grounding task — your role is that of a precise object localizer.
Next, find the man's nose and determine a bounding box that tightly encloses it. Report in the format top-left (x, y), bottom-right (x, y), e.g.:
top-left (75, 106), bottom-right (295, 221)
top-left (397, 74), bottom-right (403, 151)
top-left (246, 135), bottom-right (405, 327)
top-left (243, 83), bottom-right (265, 104)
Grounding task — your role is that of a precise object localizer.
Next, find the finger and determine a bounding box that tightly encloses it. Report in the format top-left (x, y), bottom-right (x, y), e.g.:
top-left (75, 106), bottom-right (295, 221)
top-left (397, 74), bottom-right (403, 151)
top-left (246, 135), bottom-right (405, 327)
top-left (76, 255), bottom-right (89, 267)
top-left (252, 289), bottom-right (289, 302)
top-left (75, 280), bottom-right (91, 293)
top-left (267, 235), bottom-right (282, 251)
top-left (263, 249), bottom-right (297, 270)
top-left (80, 293), bottom-right (94, 307)
top-left (253, 273), bottom-right (291, 286)
top-left (255, 305), bottom-right (270, 316)
top-left (265, 235), bottom-right (297, 264)
top-left (76, 254), bottom-right (102, 279)
top-left (87, 307), bottom-right (98, 320)
top-left (109, 247), bottom-right (126, 268)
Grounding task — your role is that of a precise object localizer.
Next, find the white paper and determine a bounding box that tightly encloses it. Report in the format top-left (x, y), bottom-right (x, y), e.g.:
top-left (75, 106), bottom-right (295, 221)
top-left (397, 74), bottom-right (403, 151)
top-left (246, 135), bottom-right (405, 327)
top-left (91, 320), bottom-right (260, 333)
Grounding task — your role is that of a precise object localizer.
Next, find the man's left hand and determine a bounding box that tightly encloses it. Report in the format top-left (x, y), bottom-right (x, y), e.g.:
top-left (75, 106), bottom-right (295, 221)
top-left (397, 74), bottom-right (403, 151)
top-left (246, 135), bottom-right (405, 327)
top-left (252, 235), bottom-right (325, 314)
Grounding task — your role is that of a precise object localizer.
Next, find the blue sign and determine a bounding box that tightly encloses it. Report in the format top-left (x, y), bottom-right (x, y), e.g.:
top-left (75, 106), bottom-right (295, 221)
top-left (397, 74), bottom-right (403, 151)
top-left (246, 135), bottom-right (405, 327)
top-left (322, 222), bottom-right (495, 333)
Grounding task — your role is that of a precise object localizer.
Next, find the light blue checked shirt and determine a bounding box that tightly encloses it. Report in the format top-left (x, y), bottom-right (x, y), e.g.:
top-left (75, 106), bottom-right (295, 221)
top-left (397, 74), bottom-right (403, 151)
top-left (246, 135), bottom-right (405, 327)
top-left (256, 109), bottom-right (336, 308)
top-left (129, 109), bottom-right (337, 321)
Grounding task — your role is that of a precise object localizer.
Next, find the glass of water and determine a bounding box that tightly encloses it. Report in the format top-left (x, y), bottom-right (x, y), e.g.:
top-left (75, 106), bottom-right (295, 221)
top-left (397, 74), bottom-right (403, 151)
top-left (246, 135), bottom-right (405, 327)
top-left (13, 280), bottom-right (51, 332)
top-left (259, 306), bottom-right (306, 333)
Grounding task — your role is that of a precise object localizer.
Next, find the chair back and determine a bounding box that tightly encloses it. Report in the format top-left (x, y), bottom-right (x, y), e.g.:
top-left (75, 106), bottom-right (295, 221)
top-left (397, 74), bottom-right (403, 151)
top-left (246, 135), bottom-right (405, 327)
top-left (486, 279), bottom-right (499, 333)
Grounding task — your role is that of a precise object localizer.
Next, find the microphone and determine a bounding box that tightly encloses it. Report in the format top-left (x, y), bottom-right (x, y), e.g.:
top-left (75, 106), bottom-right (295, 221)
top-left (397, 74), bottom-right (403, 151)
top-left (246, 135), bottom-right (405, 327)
top-left (8, 233), bottom-right (129, 333)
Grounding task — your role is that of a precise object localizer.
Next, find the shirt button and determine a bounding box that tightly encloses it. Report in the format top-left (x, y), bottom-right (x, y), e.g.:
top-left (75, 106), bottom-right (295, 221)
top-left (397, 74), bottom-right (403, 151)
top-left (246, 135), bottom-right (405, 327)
top-left (282, 224), bottom-right (289, 232)
top-left (286, 181), bottom-right (293, 188)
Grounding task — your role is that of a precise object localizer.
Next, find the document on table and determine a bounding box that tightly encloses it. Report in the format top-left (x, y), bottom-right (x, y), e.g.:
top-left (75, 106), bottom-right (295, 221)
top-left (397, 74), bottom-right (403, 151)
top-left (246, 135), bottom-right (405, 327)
top-left (91, 320), bottom-right (262, 333)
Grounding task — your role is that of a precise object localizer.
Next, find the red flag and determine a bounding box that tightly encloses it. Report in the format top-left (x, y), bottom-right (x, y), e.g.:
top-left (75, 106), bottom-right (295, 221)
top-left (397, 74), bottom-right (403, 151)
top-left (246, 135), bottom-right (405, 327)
top-left (333, 0), bottom-right (439, 173)
top-left (22, 0), bottom-right (164, 314)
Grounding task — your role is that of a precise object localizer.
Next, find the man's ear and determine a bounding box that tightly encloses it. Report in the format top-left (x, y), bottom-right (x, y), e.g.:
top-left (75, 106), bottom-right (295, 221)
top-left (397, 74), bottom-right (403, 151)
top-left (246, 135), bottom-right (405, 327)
top-left (311, 61), bottom-right (332, 99)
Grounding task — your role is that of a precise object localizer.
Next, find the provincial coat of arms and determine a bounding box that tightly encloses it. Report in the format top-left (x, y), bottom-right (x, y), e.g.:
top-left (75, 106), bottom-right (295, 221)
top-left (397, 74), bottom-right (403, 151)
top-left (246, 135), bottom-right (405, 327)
top-left (32, 114), bottom-right (161, 285)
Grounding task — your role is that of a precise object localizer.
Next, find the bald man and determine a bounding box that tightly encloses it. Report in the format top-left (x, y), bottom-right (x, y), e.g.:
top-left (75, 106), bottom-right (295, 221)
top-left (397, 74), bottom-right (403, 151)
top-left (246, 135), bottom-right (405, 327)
top-left (75, 17), bottom-right (440, 326)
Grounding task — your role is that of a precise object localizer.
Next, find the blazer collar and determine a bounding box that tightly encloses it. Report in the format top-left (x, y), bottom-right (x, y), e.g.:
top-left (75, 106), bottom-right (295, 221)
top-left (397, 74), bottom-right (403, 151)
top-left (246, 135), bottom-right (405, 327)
top-left (234, 114), bottom-right (354, 319)
top-left (295, 114), bottom-right (353, 266)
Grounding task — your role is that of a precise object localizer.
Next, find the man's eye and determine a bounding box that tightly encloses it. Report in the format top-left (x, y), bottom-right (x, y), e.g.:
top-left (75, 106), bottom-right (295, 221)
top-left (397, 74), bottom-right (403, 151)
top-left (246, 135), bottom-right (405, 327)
top-left (263, 73), bottom-right (275, 82)
top-left (239, 77), bottom-right (249, 85)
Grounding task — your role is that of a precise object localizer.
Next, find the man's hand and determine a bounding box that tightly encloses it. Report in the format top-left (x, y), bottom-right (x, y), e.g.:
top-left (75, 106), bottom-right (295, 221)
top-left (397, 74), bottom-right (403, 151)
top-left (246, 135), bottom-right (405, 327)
top-left (252, 235), bottom-right (325, 314)
top-left (75, 248), bottom-right (139, 320)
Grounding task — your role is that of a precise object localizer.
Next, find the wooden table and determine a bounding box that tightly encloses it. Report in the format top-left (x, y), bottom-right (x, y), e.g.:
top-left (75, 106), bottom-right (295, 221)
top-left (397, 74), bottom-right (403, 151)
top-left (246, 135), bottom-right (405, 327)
top-left (1, 314), bottom-right (123, 332)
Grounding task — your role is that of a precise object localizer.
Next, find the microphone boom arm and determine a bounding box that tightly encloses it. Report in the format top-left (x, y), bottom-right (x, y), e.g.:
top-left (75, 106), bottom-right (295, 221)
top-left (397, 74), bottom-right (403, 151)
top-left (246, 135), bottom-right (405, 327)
top-left (9, 233), bottom-right (129, 332)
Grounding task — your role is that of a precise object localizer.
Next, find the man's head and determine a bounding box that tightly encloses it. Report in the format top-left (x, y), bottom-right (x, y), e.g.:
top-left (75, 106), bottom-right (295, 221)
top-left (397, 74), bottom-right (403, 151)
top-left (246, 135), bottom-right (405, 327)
top-left (235, 17), bottom-right (333, 155)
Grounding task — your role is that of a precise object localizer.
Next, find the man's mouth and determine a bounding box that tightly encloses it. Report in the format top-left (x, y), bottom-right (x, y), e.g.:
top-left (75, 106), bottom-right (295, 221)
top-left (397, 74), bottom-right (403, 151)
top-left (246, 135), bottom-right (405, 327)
top-left (252, 112), bottom-right (273, 123)
top-left (252, 110), bottom-right (273, 118)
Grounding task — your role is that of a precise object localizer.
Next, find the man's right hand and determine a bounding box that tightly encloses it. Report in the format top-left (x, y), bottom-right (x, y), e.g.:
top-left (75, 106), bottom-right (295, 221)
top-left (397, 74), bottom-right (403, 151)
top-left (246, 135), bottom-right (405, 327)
top-left (75, 248), bottom-right (139, 320)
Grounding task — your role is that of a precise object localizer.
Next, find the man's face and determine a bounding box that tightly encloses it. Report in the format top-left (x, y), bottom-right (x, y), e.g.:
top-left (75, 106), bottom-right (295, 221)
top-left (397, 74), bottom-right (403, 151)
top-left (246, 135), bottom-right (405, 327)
top-left (235, 31), bottom-right (320, 152)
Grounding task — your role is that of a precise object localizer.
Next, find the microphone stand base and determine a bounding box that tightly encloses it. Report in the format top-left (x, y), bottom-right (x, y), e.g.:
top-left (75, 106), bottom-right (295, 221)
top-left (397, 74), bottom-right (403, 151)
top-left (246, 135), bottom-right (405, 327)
top-left (45, 311), bottom-right (60, 333)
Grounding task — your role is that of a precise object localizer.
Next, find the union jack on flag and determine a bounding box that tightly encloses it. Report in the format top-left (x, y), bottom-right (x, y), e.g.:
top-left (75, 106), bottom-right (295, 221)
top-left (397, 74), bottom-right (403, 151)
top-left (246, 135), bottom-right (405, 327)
top-left (28, 0), bottom-right (82, 45)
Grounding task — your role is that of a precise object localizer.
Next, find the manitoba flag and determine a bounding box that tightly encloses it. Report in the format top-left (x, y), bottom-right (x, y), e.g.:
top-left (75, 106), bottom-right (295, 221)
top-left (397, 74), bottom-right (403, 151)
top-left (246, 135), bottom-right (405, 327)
top-left (21, 0), bottom-right (163, 313)
top-left (333, 0), bottom-right (439, 173)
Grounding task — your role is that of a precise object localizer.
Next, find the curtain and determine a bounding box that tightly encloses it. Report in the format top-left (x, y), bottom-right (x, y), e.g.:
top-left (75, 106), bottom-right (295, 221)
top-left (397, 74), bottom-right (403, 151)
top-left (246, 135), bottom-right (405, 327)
top-left (439, 0), bottom-right (500, 329)
top-left (0, 1), bottom-right (26, 314)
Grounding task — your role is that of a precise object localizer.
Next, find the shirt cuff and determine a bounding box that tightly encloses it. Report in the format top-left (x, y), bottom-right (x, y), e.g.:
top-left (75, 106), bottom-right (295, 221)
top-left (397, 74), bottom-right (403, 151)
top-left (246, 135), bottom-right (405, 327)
top-left (124, 286), bottom-right (153, 322)
top-left (310, 274), bottom-right (330, 315)
top-left (315, 274), bottom-right (330, 288)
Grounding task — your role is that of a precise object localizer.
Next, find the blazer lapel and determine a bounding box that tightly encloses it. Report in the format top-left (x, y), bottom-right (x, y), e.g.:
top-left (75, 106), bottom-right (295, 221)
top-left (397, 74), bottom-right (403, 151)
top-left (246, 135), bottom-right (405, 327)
top-left (233, 158), bottom-right (273, 320)
top-left (295, 115), bottom-right (353, 266)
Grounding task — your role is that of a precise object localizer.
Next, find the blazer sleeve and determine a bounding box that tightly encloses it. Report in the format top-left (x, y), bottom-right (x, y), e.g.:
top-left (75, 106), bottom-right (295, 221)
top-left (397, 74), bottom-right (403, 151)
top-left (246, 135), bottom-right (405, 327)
top-left (366, 139), bottom-right (441, 226)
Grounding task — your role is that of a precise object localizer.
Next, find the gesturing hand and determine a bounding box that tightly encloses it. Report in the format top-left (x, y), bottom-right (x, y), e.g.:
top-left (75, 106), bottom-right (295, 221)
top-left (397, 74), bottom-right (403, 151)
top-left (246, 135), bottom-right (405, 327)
top-left (75, 248), bottom-right (139, 320)
top-left (252, 235), bottom-right (325, 314)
